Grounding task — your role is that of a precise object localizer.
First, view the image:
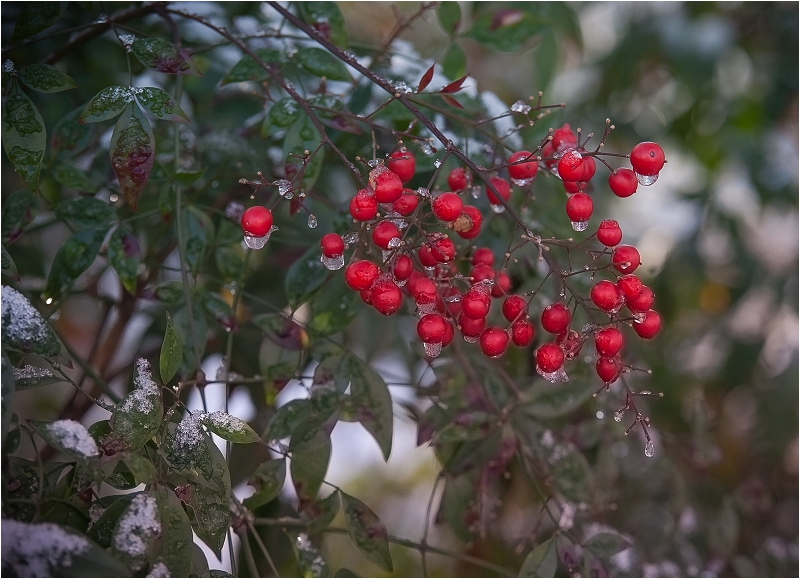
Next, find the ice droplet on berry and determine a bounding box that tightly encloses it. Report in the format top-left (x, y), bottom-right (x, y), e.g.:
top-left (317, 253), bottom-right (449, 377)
top-left (417, 302), bottom-right (437, 315)
top-left (243, 226), bottom-right (277, 249)
top-left (632, 311), bottom-right (647, 322)
top-left (423, 341), bottom-right (442, 357)
top-left (510, 100), bottom-right (532, 114)
top-left (571, 220), bottom-right (589, 232)
top-left (511, 177), bottom-right (534, 187)
top-left (387, 237), bottom-right (402, 249)
top-left (536, 366), bottom-right (569, 383)
top-left (275, 179), bottom-right (293, 199)
top-left (444, 293), bottom-right (461, 303)
top-left (434, 159), bottom-right (442, 168)
top-left (635, 172), bottom-right (658, 186)
top-left (613, 410), bottom-right (624, 422)
top-left (320, 254), bottom-right (345, 270)
top-left (471, 186), bottom-right (481, 199)
top-left (367, 159), bottom-right (381, 168)
top-left (644, 440), bottom-right (655, 457)
top-left (490, 203), bottom-right (505, 214)
top-left (464, 334), bottom-right (478, 344)
top-left (307, 215), bottom-right (318, 228)
top-left (419, 142), bottom-right (434, 155)
top-left (416, 187), bottom-right (431, 198)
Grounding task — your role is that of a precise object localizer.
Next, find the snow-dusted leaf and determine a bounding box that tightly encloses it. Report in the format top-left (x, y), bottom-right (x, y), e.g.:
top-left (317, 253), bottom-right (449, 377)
top-left (80, 86), bottom-right (133, 123)
top-left (201, 411), bottom-right (261, 444)
top-left (109, 103), bottom-right (154, 209)
top-left (108, 224), bottom-right (140, 295)
top-left (520, 537), bottom-right (557, 577)
top-left (163, 415), bottom-right (214, 482)
top-left (2, 85), bottom-right (46, 190)
top-left (10, 2), bottom-right (66, 42)
top-left (131, 37), bottom-right (201, 76)
top-left (290, 532), bottom-right (331, 578)
top-left (2, 245), bottom-right (18, 280)
top-left (31, 418), bottom-right (100, 460)
top-left (53, 197), bottom-right (114, 228)
top-left (42, 227), bottom-right (108, 303)
top-left (159, 313), bottom-right (182, 384)
top-left (134, 87), bottom-right (189, 122)
top-left (112, 493), bottom-right (161, 572)
top-left (105, 359), bottom-right (163, 453)
top-left (19, 63), bottom-right (76, 93)
top-left (1, 285), bottom-right (61, 356)
top-left (341, 492), bottom-right (392, 572)
top-left (12, 364), bottom-right (61, 390)
top-left (243, 458), bottom-right (286, 509)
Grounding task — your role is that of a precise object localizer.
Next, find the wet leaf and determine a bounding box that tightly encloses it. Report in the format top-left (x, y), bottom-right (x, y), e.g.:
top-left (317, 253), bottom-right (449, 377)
top-left (341, 492), bottom-right (392, 572)
top-left (199, 290), bottom-right (234, 331)
top-left (437, 1), bottom-right (462, 35)
top-left (116, 452), bottom-right (158, 486)
top-left (53, 197), bottom-right (113, 228)
top-left (188, 438), bottom-right (232, 556)
top-left (80, 86), bottom-right (133, 123)
top-left (109, 104), bottom-right (154, 209)
top-left (295, 47), bottom-right (351, 82)
top-left (522, 379), bottom-right (597, 419)
top-left (442, 43), bottom-right (466, 80)
top-left (265, 399), bottom-right (312, 441)
top-left (290, 531), bottom-right (331, 578)
top-left (418, 64), bottom-right (435, 92)
top-left (290, 429), bottom-right (331, 509)
top-left (2, 245), bottom-right (19, 280)
top-left (11, 2), bottom-right (66, 42)
top-left (1, 189), bottom-right (38, 242)
top-left (221, 48), bottom-right (284, 84)
top-left (285, 244), bottom-right (330, 309)
top-left (298, 2), bottom-right (349, 49)
top-left (30, 419), bottom-right (99, 462)
top-left (182, 206), bottom-right (212, 275)
top-left (201, 411), bottom-right (261, 444)
top-left (51, 107), bottom-right (93, 158)
top-left (19, 63), bottom-right (76, 93)
top-left (2, 85), bottom-right (46, 190)
top-left (265, 98), bottom-right (301, 132)
top-left (106, 358), bottom-right (163, 453)
top-left (307, 275), bottom-right (358, 338)
top-left (42, 227), bottom-right (108, 302)
top-left (302, 491), bottom-right (340, 535)
top-left (131, 37), bottom-right (201, 76)
top-left (346, 356), bottom-right (393, 461)
top-left (160, 312), bottom-right (182, 384)
top-left (1, 286), bottom-right (61, 357)
top-left (243, 458), bottom-right (286, 509)
top-left (465, 10), bottom-right (547, 53)
top-left (152, 485), bottom-right (194, 578)
top-left (108, 224), bottom-right (140, 295)
top-left (52, 164), bottom-right (99, 192)
top-left (520, 537), bottom-right (557, 577)
top-left (134, 87), bottom-right (190, 122)
top-left (215, 246), bottom-right (243, 282)
top-left (433, 411), bottom-right (496, 444)
top-left (163, 417), bottom-right (215, 484)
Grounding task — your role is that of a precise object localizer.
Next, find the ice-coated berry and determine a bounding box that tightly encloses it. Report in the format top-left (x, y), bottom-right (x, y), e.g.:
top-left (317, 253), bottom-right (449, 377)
top-left (596, 356), bottom-right (622, 383)
top-left (371, 280), bottom-right (403, 316)
top-left (417, 313), bottom-right (448, 343)
top-left (345, 260), bottom-right (379, 291)
top-left (350, 189), bottom-right (378, 221)
top-left (320, 233), bottom-right (345, 258)
top-left (393, 191), bottom-right (419, 216)
top-left (511, 319), bottom-right (535, 347)
top-left (632, 309), bottom-right (662, 339)
top-left (536, 343), bottom-right (565, 373)
top-left (597, 219), bottom-right (623, 247)
top-left (480, 327), bottom-right (509, 357)
top-left (612, 245), bottom-right (641, 274)
top-left (541, 302), bottom-right (571, 334)
top-left (508, 151), bottom-right (539, 181)
top-left (590, 280), bottom-right (623, 312)
top-left (241, 206), bottom-right (273, 237)
top-left (502, 295), bottom-right (527, 322)
top-left (372, 221), bottom-right (401, 249)
top-left (432, 192), bottom-right (463, 222)
top-left (595, 327), bottom-right (624, 357)
top-left (486, 177), bottom-right (511, 206)
top-left (630, 142), bottom-right (665, 177)
top-left (448, 167), bottom-right (469, 191)
top-left (387, 150), bottom-right (415, 183)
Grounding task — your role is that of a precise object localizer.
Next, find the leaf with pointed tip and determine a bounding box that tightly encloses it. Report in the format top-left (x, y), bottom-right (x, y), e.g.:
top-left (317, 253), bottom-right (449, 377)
top-left (160, 312), bottom-right (182, 384)
top-left (286, 244), bottom-right (330, 308)
top-left (2, 189), bottom-right (38, 242)
top-left (11, 2), bottom-right (66, 42)
top-left (11, 365), bottom-right (62, 390)
top-left (106, 359), bottom-right (163, 453)
top-left (222, 48), bottom-right (284, 84)
top-left (298, 2), bottom-right (348, 49)
top-left (19, 64), bottom-right (76, 93)
top-left (30, 419), bottom-right (99, 462)
top-left (199, 290), bottom-right (234, 331)
top-left (302, 491), bottom-right (341, 535)
top-left (54, 197), bottom-right (114, 229)
top-left (522, 379), bottom-right (598, 419)
top-left (441, 93), bottom-right (464, 110)
top-left (465, 10), bottom-right (547, 53)
top-left (43, 227), bottom-right (108, 302)
top-left (418, 64), bottom-right (435, 92)
top-left (437, 1), bottom-right (462, 35)
top-left (80, 86), bottom-right (132, 123)
top-left (442, 43), bottom-right (466, 80)
top-left (2, 245), bottom-right (18, 280)
top-left (296, 47), bottom-right (351, 82)
top-left (2, 85), bottom-right (46, 191)
top-left (134, 87), bottom-right (189, 122)
top-left (341, 492), bottom-right (392, 572)
top-left (182, 206), bottom-right (212, 275)
top-left (52, 164), bottom-right (99, 192)
top-left (132, 37), bottom-right (201, 76)
top-left (201, 411), bottom-right (261, 444)
top-left (265, 399), bottom-right (313, 441)
top-left (152, 485), bottom-right (194, 578)
top-left (291, 429), bottom-right (331, 509)
top-left (441, 74), bottom-right (468, 94)
top-left (1, 286), bottom-right (61, 357)
top-left (346, 356), bottom-right (393, 461)
top-left (520, 537), bottom-right (557, 577)
top-left (108, 224), bottom-right (140, 295)
top-left (243, 458), bottom-right (286, 509)
top-left (189, 438), bottom-right (232, 556)
top-left (290, 531), bottom-right (331, 578)
top-left (51, 107), bottom-right (93, 158)
top-left (109, 104), bottom-right (154, 209)
top-left (583, 531), bottom-right (630, 562)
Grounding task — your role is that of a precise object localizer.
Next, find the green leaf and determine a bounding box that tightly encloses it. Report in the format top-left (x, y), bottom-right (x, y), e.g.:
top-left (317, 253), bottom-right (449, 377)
top-left (182, 206), bottom-right (212, 275)
top-left (19, 63), bottom-right (76, 93)
top-left (52, 164), bottom-right (99, 192)
top-left (106, 358), bottom-right (163, 453)
top-left (109, 104), bottom-right (154, 209)
top-left (134, 87), bottom-right (190, 122)
top-left (298, 2), bottom-right (349, 49)
top-left (172, 302), bottom-right (208, 374)
top-left (465, 10), bottom-right (547, 53)
top-left (290, 531), bottom-right (331, 577)
top-left (1, 352), bottom-right (15, 444)
top-left (201, 411), bottom-right (261, 444)
top-left (522, 379), bottom-right (597, 419)
top-left (43, 227), bottom-right (108, 303)
top-left (551, 444), bottom-right (594, 504)
top-left (243, 458), bottom-right (286, 509)
top-left (30, 418), bottom-right (100, 461)
top-left (222, 48), bottom-right (284, 84)
top-left (188, 437), bottom-right (232, 555)
top-left (433, 411), bottom-right (496, 444)
top-left (154, 281), bottom-right (184, 305)
top-left (346, 356), bottom-right (394, 461)
top-left (583, 531), bottom-right (630, 561)
top-left (80, 86), bottom-right (133, 123)
top-left (160, 312), bottom-right (183, 384)
top-left (189, 544), bottom-right (211, 578)
top-left (442, 43), bottom-right (467, 80)
top-left (519, 537), bottom-right (557, 577)
top-left (334, 569), bottom-right (360, 578)
top-left (285, 244), bottom-right (330, 309)
top-left (51, 107), bottom-right (93, 158)
top-left (163, 417), bottom-right (215, 483)
top-left (436, 473), bottom-right (475, 541)
top-left (302, 490), bottom-right (340, 534)
top-left (291, 429), bottom-right (332, 508)
top-left (531, 30), bottom-right (557, 91)
top-left (308, 275), bottom-right (358, 337)
top-left (11, 2), bottom-right (66, 42)
top-left (442, 428), bottom-right (504, 476)
top-left (215, 246), bottom-right (244, 282)
top-left (152, 485), bottom-right (194, 578)
top-left (2, 244), bottom-right (19, 280)
top-left (437, 2), bottom-right (462, 35)
top-left (11, 364), bottom-right (62, 390)
top-left (341, 492), bottom-right (393, 572)
top-left (117, 452), bottom-right (158, 485)
top-left (199, 290), bottom-right (234, 331)
top-left (265, 399), bottom-right (313, 441)
top-left (2, 85), bottom-right (46, 190)
top-left (1, 286), bottom-right (61, 356)
top-left (283, 114), bottom-right (323, 191)
top-left (111, 492), bottom-right (161, 572)
top-left (54, 197), bottom-right (114, 228)
top-left (295, 47), bottom-right (351, 81)
top-left (266, 98), bottom-right (301, 131)
top-left (131, 37), bottom-right (201, 76)
top-left (108, 224), bottom-right (140, 295)
top-left (88, 496), bottom-right (132, 548)
top-left (2, 189), bottom-right (38, 241)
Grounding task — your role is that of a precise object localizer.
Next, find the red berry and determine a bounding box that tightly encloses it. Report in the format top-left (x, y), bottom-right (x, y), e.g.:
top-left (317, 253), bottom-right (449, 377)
top-left (393, 254), bottom-right (413, 282)
top-left (633, 309), bottom-right (662, 339)
top-left (541, 302), bottom-right (571, 334)
top-left (557, 149), bottom-right (585, 182)
top-left (626, 285), bottom-right (654, 312)
top-left (511, 319), bottom-right (535, 347)
top-left (457, 205), bottom-right (483, 239)
top-left (480, 327), bottom-right (509, 357)
top-left (578, 155), bottom-right (596, 183)
top-left (371, 221), bottom-right (401, 249)
top-left (486, 177), bottom-right (511, 206)
top-left (320, 233), bottom-right (344, 258)
top-left (597, 219), bottom-right (622, 247)
top-left (556, 330), bottom-right (583, 360)
top-left (430, 235), bottom-right (456, 262)
top-left (470, 264), bottom-right (496, 284)
top-left (350, 189), bottom-right (378, 221)
top-left (360, 288), bottom-right (372, 305)
top-left (563, 180), bottom-right (581, 194)
top-left (345, 260), bottom-right (379, 291)
top-left (371, 169), bottom-right (404, 203)
top-left (387, 150), bottom-right (415, 183)
top-left (443, 286), bottom-right (462, 316)
top-left (596, 356), bottom-right (622, 383)
top-left (491, 272), bottom-right (511, 298)
top-left (417, 314), bottom-right (448, 343)
top-left (630, 142), bottom-right (665, 177)
top-left (448, 167), bottom-right (469, 191)
top-left (393, 191), bottom-right (419, 216)
top-left (608, 169), bottom-right (638, 198)
top-left (371, 280), bottom-right (403, 316)
top-left (502, 295), bottom-right (527, 322)
top-left (432, 192), bottom-right (463, 222)
top-left (612, 245), bottom-right (641, 274)
top-left (409, 277), bottom-right (437, 306)
top-left (551, 124), bottom-right (577, 151)
top-left (590, 280), bottom-right (623, 312)
top-left (442, 320), bottom-right (455, 347)
top-left (617, 274), bottom-right (643, 301)
top-left (461, 289), bottom-right (491, 319)
top-left (241, 206), bottom-right (273, 237)
top-left (536, 343), bottom-right (565, 373)
top-left (458, 313), bottom-right (486, 339)
top-left (566, 192), bottom-right (593, 224)
top-left (471, 247), bottom-right (494, 267)
top-left (418, 245), bottom-right (439, 268)
top-left (595, 327), bottom-right (624, 357)
top-left (508, 151), bottom-right (538, 181)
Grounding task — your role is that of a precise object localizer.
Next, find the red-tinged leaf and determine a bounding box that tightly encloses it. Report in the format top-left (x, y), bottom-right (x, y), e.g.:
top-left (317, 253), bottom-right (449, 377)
top-left (418, 64), bottom-right (435, 93)
top-left (109, 104), bottom-right (154, 210)
top-left (441, 94), bottom-right (464, 110)
top-left (131, 37), bottom-right (201, 76)
top-left (441, 74), bottom-right (468, 94)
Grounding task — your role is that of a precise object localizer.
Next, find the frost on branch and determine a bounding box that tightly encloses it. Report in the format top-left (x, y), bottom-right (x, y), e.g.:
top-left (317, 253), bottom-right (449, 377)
top-left (1, 285), bottom-right (61, 356)
top-left (1, 520), bottom-right (90, 577)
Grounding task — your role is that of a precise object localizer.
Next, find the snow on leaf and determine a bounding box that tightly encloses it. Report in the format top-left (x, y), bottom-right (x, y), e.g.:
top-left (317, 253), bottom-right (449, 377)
top-left (113, 493), bottom-right (161, 572)
top-left (106, 358), bottom-right (163, 453)
top-left (1, 285), bottom-right (60, 356)
top-left (42, 419), bottom-right (99, 457)
top-left (1, 520), bottom-right (90, 577)
top-left (200, 411), bottom-right (261, 444)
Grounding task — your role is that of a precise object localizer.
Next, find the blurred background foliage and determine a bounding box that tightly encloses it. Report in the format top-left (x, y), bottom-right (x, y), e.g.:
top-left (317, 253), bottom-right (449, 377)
top-left (2, 1), bottom-right (797, 577)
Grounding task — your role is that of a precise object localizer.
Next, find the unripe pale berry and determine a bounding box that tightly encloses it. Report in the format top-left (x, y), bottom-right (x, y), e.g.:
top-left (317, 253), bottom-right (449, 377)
top-left (630, 142), bottom-right (665, 176)
top-left (350, 189), bottom-right (378, 221)
top-left (345, 260), bottom-right (379, 291)
top-left (597, 219), bottom-right (622, 247)
top-left (595, 327), bottom-right (624, 357)
top-left (491, 272), bottom-right (511, 298)
top-left (596, 356), bottom-right (622, 383)
top-left (417, 314), bottom-right (448, 343)
top-left (471, 247), bottom-right (494, 267)
top-left (541, 302), bottom-right (571, 334)
top-left (626, 285), bottom-right (654, 312)
top-left (480, 327), bottom-right (509, 357)
top-left (486, 177), bottom-right (511, 205)
top-left (448, 167), bottom-right (469, 191)
top-left (612, 245), bottom-right (641, 274)
top-left (566, 193), bottom-right (593, 223)
top-left (608, 168), bottom-right (638, 198)
top-left (536, 343), bottom-right (565, 373)
top-left (241, 206), bottom-right (273, 237)
top-left (371, 221), bottom-right (401, 249)
top-left (633, 309), bottom-right (662, 339)
top-left (393, 191), bottom-right (418, 216)
top-left (456, 205), bottom-right (483, 239)
top-left (372, 170), bottom-right (404, 203)
top-left (387, 150), bottom-right (415, 183)
top-left (511, 319), bottom-right (535, 347)
top-left (590, 280), bottom-right (623, 312)
top-left (461, 289), bottom-right (491, 319)
top-left (320, 233), bottom-right (345, 258)
top-left (508, 151), bottom-right (539, 181)
top-left (432, 192), bottom-right (463, 222)
top-left (502, 295), bottom-right (527, 322)
top-left (371, 280), bottom-right (403, 316)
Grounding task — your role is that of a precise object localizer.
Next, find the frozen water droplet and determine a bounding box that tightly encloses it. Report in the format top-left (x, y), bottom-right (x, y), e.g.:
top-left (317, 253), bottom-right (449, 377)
top-left (471, 186), bottom-right (481, 199)
top-left (395, 278), bottom-right (407, 287)
top-left (571, 220), bottom-right (589, 232)
top-left (343, 232), bottom-right (359, 246)
top-left (320, 254), bottom-right (345, 270)
top-left (613, 410), bottom-right (624, 422)
top-left (644, 440), bottom-right (655, 457)
top-left (434, 159), bottom-right (442, 168)
top-left (243, 225), bottom-right (277, 249)
top-left (416, 187), bottom-right (430, 198)
top-left (367, 159), bottom-right (380, 168)
top-left (464, 335), bottom-right (478, 344)
top-left (471, 279), bottom-right (494, 294)
top-left (536, 366), bottom-right (569, 383)
top-left (417, 303), bottom-right (437, 315)
top-left (633, 311), bottom-right (647, 323)
top-left (553, 149), bottom-right (566, 160)
top-left (387, 237), bottom-right (402, 249)
top-left (423, 265), bottom-right (436, 273)
top-left (424, 341), bottom-right (442, 357)
top-left (444, 294), bottom-right (461, 303)
top-left (512, 177), bottom-right (534, 187)
top-left (307, 214), bottom-right (318, 228)
top-left (510, 100), bottom-right (532, 114)
top-left (119, 34), bottom-right (136, 51)
top-left (381, 249), bottom-right (393, 263)
top-left (635, 172), bottom-right (658, 186)
top-left (420, 142), bottom-right (433, 155)
top-left (491, 203), bottom-right (505, 214)
top-left (275, 179), bottom-right (293, 199)
top-left (393, 81), bottom-right (413, 94)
